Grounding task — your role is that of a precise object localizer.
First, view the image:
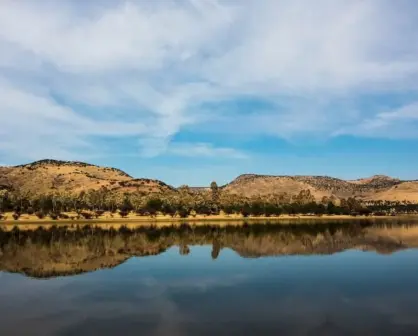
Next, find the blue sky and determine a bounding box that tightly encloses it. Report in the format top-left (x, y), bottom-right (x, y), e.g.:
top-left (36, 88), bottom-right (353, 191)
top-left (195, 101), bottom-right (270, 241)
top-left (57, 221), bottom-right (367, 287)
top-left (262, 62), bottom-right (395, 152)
top-left (0, 0), bottom-right (418, 186)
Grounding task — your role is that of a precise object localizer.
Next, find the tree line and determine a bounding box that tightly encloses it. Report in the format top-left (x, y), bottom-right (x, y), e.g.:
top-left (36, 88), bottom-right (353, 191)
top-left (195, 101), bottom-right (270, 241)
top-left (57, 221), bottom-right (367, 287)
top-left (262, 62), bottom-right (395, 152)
top-left (0, 182), bottom-right (417, 220)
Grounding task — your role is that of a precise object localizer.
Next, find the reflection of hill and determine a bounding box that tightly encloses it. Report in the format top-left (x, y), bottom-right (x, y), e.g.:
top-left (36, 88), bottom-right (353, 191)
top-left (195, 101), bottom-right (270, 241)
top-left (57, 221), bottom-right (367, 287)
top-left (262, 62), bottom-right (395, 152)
top-left (0, 221), bottom-right (417, 278)
top-left (228, 230), bottom-right (405, 257)
top-left (0, 228), bottom-right (170, 278)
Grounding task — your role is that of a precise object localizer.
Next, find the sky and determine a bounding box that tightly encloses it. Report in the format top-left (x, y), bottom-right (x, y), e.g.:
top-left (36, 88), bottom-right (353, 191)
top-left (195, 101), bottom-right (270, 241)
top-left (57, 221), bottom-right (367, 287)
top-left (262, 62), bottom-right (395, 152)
top-left (0, 0), bottom-right (418, 186)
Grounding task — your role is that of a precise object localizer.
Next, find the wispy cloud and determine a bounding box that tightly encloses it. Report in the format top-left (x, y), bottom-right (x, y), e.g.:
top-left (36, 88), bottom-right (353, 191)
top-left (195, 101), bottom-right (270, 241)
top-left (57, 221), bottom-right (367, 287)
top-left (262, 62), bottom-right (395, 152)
top-left (335, 102), bottom-right (418, 139)
top-left (0, 0), bottom-right (417, 162)
top-left (168, 142), bottom-right (248, 159)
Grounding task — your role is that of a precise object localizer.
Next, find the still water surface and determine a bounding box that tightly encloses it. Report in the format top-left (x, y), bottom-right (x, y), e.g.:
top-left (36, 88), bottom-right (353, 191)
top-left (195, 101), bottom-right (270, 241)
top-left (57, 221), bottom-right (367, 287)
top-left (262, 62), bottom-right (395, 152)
top-left (1, 219), bottom-right (418, 335)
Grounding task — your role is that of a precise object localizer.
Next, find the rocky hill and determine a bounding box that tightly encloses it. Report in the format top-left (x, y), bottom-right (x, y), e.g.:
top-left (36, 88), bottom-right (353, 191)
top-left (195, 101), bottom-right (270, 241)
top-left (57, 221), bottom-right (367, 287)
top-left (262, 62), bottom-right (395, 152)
top-left (0, 160), bottom-right (417, 202)
top-left (0, 159), bottom-right (174, 196)
top-left (223, 174), bottom-right (418, 202)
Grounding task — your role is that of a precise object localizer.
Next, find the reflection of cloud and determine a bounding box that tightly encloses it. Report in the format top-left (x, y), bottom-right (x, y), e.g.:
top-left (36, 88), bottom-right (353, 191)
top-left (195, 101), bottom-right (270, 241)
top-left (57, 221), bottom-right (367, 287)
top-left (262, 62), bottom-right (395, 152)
top-left (159, 274), bottom-right (249, 292)
top-left (3, 247), bottom-right (418, 335)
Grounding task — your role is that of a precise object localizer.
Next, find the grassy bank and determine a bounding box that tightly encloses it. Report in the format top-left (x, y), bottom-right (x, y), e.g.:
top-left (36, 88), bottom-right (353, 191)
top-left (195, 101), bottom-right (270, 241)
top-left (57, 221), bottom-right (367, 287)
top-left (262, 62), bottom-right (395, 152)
top-left (0, 211), bottom-right (410, 227)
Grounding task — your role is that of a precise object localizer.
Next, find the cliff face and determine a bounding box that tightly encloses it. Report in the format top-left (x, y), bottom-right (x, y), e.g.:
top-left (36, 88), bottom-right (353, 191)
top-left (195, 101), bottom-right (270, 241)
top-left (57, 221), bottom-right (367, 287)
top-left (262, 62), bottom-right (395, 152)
top-left (0, 222), bottom-right (414, 278)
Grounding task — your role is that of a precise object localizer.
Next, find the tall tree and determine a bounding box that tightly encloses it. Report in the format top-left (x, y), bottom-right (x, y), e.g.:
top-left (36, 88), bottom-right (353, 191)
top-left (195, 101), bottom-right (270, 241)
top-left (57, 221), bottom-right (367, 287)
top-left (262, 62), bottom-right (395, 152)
top-left (0, 190), bottom-right (8, 212)
top-left (210, 181), bottom-right (219, 203)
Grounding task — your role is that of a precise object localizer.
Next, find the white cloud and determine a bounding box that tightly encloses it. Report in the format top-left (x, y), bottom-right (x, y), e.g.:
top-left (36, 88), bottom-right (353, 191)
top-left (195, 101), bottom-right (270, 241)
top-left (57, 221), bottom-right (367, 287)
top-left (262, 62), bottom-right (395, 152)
top-left (0, 0), bottom-right (418, 162)
top-left (0, 80), bottom-right (147, 161)
top-left (0, 0), bottom-right (233, 73)
top-left (168, 142), bottom-right (248, 159)
top-left (336, 101), bottom-right (418, 138)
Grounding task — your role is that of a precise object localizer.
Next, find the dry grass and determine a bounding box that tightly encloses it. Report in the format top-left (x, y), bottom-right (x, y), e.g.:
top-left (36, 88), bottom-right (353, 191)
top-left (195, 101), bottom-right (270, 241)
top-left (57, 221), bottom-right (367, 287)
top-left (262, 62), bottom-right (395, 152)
top-left (0, 210), bottom-right (402, 227)
top-left (0, 161), bottom-right (172, 195)
top-left (1, 160), bottom-right (417, 203)
top-left (369, 181), bottom-right (418, 202)
top-left (224, 174), bottom-right (418, 202)
top-left (224, 175), bottom-right (331, 200)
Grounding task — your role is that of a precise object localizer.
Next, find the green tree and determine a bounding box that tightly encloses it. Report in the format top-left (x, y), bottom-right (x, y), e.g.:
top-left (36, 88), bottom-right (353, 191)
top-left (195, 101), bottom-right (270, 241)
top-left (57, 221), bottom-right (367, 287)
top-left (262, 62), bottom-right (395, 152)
top-left (210, 181), bottom-right (219, 203)
top-left (145, 198), bottom-right (163, 217)
top-left (0, 190), bottom-right (8, 212)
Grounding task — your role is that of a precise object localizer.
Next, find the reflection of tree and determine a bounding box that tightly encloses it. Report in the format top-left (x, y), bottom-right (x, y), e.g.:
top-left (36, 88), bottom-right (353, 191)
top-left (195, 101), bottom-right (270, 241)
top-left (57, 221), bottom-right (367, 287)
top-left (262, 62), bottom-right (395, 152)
top-left (0, 221), bottom-right (410, 278)
top-left (179, 244), bottom-right (190, 256)
top-left (211, 240), bottom-right (221, 260)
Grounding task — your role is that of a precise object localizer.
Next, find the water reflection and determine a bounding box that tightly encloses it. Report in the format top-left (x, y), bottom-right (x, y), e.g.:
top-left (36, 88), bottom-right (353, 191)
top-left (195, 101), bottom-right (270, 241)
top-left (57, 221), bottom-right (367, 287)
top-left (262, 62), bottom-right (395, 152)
top-left (1, 220), bottom-right (418, 335)
top-left (0, 219), bottom-right (417, 278)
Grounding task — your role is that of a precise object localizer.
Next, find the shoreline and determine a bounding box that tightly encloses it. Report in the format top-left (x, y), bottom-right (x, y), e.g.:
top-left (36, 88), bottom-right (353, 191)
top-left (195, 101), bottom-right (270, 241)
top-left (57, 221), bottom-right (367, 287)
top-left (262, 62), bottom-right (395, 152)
top-left (0, 213), bottom-right (415, 227)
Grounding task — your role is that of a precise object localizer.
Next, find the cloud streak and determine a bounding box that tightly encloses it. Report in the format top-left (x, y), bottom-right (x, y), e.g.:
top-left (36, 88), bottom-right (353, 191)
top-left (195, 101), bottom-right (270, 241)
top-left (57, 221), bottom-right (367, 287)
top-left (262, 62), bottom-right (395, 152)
top-left (336, 102), bottom-right (418, 139)
top-left (168, 142), bottom-right (248, 159)
top-left (0, 0), bottom-right (418, 162)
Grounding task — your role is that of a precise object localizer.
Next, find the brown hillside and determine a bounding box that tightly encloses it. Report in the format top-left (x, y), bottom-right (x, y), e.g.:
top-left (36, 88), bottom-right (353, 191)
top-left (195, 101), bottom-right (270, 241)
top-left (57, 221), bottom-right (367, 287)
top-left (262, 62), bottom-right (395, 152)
top-left (223, 173), bottom-right (416, 202)
top-left (349, 174), bottom-right (400, 186)
top-left (222, 174), bottom-right (332, 200)
top-left (0, 160), bottom-right (416, 202)
top-left (368, 181), bottom-right (418, 202)
top-left (0, 159), bottom-right (174, 195)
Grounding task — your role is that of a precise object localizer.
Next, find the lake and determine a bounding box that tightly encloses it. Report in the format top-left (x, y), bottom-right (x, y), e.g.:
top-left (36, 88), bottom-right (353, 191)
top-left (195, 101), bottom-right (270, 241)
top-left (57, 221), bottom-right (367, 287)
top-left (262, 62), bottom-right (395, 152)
top-left (1, 219), bottom-right (418, 335)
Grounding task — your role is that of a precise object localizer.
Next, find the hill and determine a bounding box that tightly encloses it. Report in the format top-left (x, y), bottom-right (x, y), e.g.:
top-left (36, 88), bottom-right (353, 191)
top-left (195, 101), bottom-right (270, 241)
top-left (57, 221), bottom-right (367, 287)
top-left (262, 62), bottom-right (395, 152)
top-left (365, 181), bottom-right (418, 202)
top-left (0, 159), bottom-right (174, 196)
top-left (223, 173), bottom-right (417, 202)
top-left (0, 160), bottom-right (417, 203)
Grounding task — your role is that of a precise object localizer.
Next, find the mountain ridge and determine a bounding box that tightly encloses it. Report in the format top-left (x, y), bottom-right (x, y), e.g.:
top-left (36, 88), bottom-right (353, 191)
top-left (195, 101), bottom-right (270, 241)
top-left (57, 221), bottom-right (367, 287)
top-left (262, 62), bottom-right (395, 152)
top-left (0, 159), bottom-right (417, 202)
top-left (0, 159), bottom-right (173, 196)
top-left (222, 173), bottom-right (415, 202)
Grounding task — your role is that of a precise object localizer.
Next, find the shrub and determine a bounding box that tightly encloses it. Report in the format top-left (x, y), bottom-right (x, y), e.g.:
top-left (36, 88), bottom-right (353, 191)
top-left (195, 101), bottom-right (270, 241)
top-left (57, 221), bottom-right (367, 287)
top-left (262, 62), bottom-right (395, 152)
top-left (161, 204), bottom-right (176, 217)
top-left (373, 211), bottom-right (386, 216)
top-left (35, 211), bottom-right (45, 219)
top-left (190, 210), bottom-right (197, 218)
top-left (241, 203), bottom-right (251, 218)
top-left (241, 208), bottom-right (250, 218)
top-left (223, 206), bottom-right (234, 216)
top-left (0, 213), bottom-right (3, 221)
top-left (12, 212), bottom-right (21, 220)
top-left (80, 212), bottom-right (93, 220)
top-left (49, 213), bottom-right (59, 220)
top-left (59, 213), bottom-right (70, 219)
top-left (135, 208), bottom-right (146, 216)
top-left (358, 207), bottom-right (372, 216)
top-left (177, 207), bottom-right (189, 218)
top-left (27, 207), bottom-right (34, 215)
top-left (95, 210), bottom-right (105, 218)
top-left (119, 210), bottom-right (129, 218)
